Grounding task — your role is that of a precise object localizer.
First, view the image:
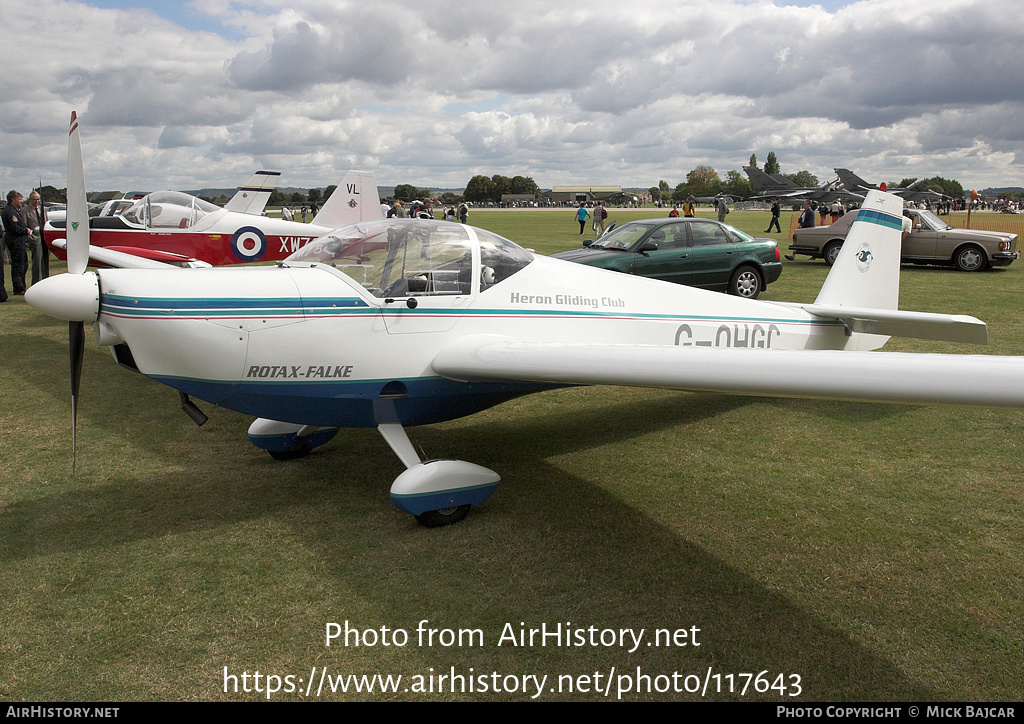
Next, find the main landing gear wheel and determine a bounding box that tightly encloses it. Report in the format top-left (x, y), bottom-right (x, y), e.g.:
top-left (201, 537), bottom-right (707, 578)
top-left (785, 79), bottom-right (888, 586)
top-left (955, 246), bottom-right (986, 272)
top-left (415, 505), bottom-right (472, 528)
top-left (729, 266), bottom-right (762, 299)
top-left (268, 446), bottom-right (311, 461)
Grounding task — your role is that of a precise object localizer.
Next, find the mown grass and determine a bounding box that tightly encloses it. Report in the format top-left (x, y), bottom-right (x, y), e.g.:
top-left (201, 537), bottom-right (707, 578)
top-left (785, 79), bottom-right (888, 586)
top-left (1, 209), bottom-right (1022, 701)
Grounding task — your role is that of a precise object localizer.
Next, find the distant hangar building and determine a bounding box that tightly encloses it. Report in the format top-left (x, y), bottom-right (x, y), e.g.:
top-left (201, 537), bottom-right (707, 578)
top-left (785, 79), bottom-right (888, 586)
top-left (545, 185), bottom-right (648, 205)
top-left (547, 185), bottom-right (621, 204)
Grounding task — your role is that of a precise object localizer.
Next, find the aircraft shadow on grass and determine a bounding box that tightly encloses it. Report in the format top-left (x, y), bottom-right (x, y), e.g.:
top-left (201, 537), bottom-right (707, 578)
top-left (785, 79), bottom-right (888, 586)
top-left (3, 336), bottom-right (957, 700)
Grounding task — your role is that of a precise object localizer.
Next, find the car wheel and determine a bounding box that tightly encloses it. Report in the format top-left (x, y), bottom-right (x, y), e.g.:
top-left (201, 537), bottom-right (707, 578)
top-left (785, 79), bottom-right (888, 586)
top-left (729, 266), bottom-right (762, 299)
top-left (954, 245), bottom-right (986, 272)
top-left (823, 241), bottom-right (843, 266)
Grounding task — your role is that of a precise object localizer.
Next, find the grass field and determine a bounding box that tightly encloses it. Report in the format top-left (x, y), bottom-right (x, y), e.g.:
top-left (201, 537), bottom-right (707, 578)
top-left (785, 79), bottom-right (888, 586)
top-left (1, 208), bottom-right (1022, 701)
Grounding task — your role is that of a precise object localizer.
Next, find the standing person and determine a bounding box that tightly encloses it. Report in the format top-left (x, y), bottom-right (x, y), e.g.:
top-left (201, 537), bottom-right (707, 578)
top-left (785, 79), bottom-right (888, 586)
top-left (458, 201), bottom-right (468, 224)
top-left (683, 197), bottom-right (696, 217)
top-left (2, 191), bottom-right (29, 295)
top-left (716, 195), bottom-right (729, 222)
top-left (22, 191), bottom-right (48, 283)
top-left (282, 205), bottom-right (293, 221)
top-left (668, 205), bottom-right (680, 217)
top-left (785, 200), bottom-right (815, 260)
top-left (594, 202), bottom-right (607, 236)
top-left (764, 198), bottom-right (781, 233)
top-left (0, 217), bottom-right (5, 301)
top-left (574, 204), bottom-right (590, 234)
top-left (301, 205), bottom-right (308, 223)
top-left (830, 199), bottom-right (840, 223)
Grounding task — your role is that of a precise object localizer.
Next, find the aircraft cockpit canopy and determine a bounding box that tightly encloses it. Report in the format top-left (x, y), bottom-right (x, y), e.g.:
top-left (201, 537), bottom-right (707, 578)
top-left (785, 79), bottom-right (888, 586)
top-left (120, 192), bottom-right (221, 229)
top-left (287, 219), bottom-right (534, 297)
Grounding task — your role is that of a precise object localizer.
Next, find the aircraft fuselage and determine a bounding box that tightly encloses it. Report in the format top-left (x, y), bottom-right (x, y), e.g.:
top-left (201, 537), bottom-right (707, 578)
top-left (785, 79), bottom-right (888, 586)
top-left (91, 254), bottom-right (852, 429)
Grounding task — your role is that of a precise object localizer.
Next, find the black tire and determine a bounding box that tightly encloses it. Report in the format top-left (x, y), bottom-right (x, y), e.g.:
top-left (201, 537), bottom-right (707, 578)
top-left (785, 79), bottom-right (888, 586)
top-left (268, 446), bottom-right (311, 461)
top-left (823, 241), bottom-right (843, 266)
top-left (416, 505), bottom-right (471, 528)
top-left (729, 266), bottom-right (762, 299)
top-left (954, 245), bottom-right (986, 272)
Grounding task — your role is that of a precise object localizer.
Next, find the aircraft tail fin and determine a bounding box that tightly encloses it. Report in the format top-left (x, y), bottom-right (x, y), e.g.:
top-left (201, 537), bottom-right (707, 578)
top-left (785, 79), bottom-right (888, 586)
top-left (224, 171), bottom-right (280, 215)
top-left (834, 168), bottom-right (873, 193)
top-left (814, 190), bottom-right (903, 311)
top-left (742, 166), bottom-right (775, 193)
top-left (311, 171), bottom-right (383, 229)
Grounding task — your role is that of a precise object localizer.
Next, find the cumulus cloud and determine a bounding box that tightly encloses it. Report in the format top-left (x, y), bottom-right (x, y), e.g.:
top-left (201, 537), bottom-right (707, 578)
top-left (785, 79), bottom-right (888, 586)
top-left (1, 0), bottom-right (1021, 193)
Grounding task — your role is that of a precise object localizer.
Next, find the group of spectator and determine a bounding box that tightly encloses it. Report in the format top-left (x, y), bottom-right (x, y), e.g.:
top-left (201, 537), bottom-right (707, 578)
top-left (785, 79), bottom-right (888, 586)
top-left (382, 199), bottom-right (470, 223)
top-left (1, 190), bottom-right (49, 303)
top-left (281, 203), bottom-right (318, 223)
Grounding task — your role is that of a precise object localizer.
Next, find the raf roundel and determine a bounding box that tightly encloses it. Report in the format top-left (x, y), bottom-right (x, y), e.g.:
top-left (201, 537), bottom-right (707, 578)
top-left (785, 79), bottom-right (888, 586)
top-left (231, 226), bottom-right (268, 262)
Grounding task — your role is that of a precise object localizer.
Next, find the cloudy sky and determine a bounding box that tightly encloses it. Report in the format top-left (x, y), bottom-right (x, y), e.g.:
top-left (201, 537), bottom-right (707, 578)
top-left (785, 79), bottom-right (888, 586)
top-left (1, 0), bottom-right (1021, 194)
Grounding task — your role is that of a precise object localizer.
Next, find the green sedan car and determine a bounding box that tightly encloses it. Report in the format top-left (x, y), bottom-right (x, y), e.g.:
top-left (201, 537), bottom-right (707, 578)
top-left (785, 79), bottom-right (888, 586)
top-left (551, 218), bottom-right (782, 298)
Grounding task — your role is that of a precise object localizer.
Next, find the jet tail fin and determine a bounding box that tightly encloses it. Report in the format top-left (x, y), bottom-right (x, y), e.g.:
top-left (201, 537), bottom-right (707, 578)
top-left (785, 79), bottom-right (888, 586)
top-left (834, 168), bottom-right (874, 192)
top-left (224, 171), bottom-right (280, 215)
top-left (311, 171), bottom-right (383, 229)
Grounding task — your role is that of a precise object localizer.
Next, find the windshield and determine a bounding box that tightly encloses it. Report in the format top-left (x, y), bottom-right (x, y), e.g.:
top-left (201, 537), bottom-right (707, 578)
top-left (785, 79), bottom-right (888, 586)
top-left (287, 219), bottom-right (533, 297)
top-left (591, 222), bottom-right (659, 250)
top-left (916, 209), bottom-right (951, 231)
top-left (121, 192), bottom-right (220, 229)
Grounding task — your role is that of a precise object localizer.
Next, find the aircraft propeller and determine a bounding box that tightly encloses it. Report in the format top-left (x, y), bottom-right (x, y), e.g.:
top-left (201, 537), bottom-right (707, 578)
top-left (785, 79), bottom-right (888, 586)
top-left (26, 112), bottom-right (99, 473)
top-left (66, 112), bottom-right (88, 472)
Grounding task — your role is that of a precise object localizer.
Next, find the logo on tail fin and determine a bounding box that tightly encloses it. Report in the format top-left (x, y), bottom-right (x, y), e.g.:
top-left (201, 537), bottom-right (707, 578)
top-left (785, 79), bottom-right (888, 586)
top-left (856, 244), bottom-right (874, 273)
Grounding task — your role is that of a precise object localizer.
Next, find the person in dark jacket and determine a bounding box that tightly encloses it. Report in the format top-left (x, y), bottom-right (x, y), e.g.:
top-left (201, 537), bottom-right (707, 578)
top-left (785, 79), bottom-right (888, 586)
top-left (2, 191), bottom-right (29, 295)
top-left (785, 200), bottom-right (815, 260)
top-left (765, 198), bottom-right (781, 233)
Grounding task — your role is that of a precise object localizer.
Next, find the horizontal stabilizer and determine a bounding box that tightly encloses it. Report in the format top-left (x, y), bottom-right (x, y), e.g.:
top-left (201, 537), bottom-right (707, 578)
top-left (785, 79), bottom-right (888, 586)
top-left (769, 302), bottom-right (989, 345)
top-left (432, 335), bottom-right (1024, 408)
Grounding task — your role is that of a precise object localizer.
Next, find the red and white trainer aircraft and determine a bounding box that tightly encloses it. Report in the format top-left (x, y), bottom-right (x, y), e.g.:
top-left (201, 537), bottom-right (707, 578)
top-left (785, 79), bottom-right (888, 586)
top-left (27, 113), bottom-right (1024, 527)
top-left (43, 161), bottom-right (382, 267)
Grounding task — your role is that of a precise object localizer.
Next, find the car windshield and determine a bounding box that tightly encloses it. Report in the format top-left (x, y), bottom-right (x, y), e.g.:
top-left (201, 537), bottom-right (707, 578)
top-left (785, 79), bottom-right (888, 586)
top-left (591, 222), bottom-right (659, 250)
top-left (916, 209), bottom-right (952, 231)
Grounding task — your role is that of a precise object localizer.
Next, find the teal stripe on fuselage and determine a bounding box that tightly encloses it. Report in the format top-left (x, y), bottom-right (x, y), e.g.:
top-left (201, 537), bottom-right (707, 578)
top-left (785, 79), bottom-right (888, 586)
top-left (99, 292), bottom-right (845, 328)
top-left (100, 294), bottom-right (370, 317)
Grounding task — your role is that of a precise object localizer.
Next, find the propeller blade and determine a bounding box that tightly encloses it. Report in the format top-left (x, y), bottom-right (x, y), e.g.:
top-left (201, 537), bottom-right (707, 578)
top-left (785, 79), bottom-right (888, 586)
top-left (70, 320), bottom-right (85, 474)
top-left (66, 112), bottom-right (89, 275)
